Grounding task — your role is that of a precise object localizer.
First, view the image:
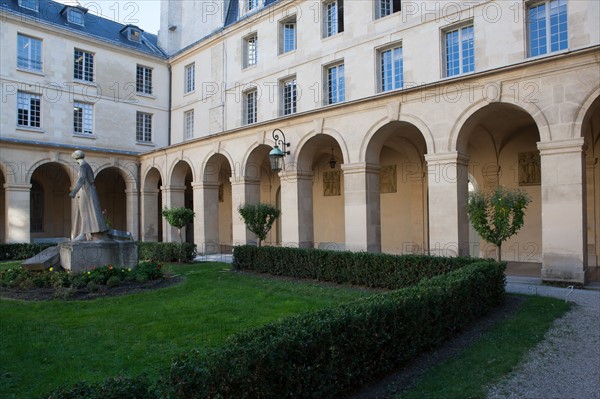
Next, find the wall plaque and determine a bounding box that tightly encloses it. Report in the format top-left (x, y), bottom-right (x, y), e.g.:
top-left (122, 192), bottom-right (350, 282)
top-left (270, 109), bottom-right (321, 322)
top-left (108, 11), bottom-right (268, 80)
top-left (323, 171), bottom-right (341, 196)
top-left (518, 152), bottom-right (541, 186)
top-left (380, 165), bottom-right (397, 193)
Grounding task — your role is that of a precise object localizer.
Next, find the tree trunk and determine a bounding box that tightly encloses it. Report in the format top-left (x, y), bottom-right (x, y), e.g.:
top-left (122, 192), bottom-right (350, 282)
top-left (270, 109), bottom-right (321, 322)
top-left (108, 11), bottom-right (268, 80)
top-left (497, 243), bottom-right (502, 262)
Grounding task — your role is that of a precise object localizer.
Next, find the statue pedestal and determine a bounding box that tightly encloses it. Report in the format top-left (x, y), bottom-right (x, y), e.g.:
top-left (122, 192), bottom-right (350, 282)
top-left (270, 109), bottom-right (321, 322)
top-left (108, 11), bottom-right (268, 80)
top-left (59, 241), bottom-right (138, 273)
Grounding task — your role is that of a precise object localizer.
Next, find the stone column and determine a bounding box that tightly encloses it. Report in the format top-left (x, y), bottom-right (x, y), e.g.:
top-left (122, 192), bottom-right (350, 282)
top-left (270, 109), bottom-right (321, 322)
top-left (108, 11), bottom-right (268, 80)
top-left (279, 170), bottom-right (314, 248)
top-left (230, 177), bottom-right (260, 246)
top-left (538, 139), bottom-right (587, 284)
top-left (425, 152), bottom-right (470, 257)
top-left (162, 185), bottom-right (185, 242)
top-left (125, 188), bottom-right (139, 240)
top-left (141, 188), bottom-right (160, 241)
top-left (586, 155), bottom-right (598, 267)
top-left (342, 163), bottom-right (381, 252)
top-left (192, 182), bottom-right (220, 254)
top-left (4, 183), bottom-right (31, 243)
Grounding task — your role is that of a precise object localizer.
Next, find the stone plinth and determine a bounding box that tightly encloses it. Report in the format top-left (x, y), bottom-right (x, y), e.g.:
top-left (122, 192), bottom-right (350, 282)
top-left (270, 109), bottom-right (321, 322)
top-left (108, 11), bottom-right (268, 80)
top-left (22, 246), bottom-right (60, 271)
top-left (59, 241), bottom-right (138, 273)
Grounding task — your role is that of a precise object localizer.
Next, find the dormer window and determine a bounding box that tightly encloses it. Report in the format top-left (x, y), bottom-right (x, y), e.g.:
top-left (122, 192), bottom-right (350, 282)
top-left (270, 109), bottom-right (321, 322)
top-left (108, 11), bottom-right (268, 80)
top-left (67, 8), bottom-right (85, 25)
top-left (61, 6), bottom-right (88, 26)
top-left (121, 25), bottom-right (143, 43)
top-left (19, 0), bottom-right (38, 12)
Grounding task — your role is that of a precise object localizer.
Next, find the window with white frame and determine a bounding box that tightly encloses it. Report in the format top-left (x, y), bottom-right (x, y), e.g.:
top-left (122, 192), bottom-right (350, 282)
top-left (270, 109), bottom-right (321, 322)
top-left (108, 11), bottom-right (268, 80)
top-left (326, 62), bottom-right (345, 105)
top-left (184, 63), bottom-right (195, 93)
top-left (247, 0), bottom-right (259, 12)
top-left (17, 91), bottom-right (41, 128)
top-left (243, 34), bottom-right (258, 68)
top-left (136, 65), bottom-right (153, 95)
top-left (184, 109), bottom-right (194, 139)
top-left (279, 17), bottom-right (297, 54)
top-left (376, 0), bottom-right (401, 19)
top-left (73, 102), bottom-right (94, 135)
top-left (67, 8), bottom-right (85, 25)
top-left (281, 77), bottom-right (297, 116)
top-left (379, 45), bottom-right (403, 92)
top-left (444, 24), bottom-right (474, 77)
top-left (136, 111), bottom-right (152, 142)
top-left (527, 0), bottom-right (568, 57)
top-left (19, 0), bottom-right (38, 11)
top-left (74, 49), bottom-right (94, 82)
top-left (323, 0), bottom-right (344, 38)
top-left (244, 89), bottom-right (257, 125)
top-left (17, 34), bottom-right (42, 72)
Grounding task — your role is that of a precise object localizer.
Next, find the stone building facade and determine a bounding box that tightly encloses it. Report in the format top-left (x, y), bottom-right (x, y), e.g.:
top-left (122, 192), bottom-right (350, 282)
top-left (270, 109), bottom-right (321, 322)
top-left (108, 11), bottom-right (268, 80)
top-left (1, 0), bottom-right (599, 284)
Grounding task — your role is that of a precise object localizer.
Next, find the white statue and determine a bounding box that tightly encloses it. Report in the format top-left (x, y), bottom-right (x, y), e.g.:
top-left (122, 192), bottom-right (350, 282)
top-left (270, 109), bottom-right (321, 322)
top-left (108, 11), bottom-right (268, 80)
top-left (69, 150), bottom-right (109, 241)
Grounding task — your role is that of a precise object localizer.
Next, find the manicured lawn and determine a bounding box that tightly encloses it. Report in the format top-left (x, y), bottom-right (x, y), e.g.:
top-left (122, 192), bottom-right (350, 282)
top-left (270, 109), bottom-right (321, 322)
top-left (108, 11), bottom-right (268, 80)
top-left (396, 295), bottom-right (570, 399)
top-left (0, 261), bottom-right (371, 399)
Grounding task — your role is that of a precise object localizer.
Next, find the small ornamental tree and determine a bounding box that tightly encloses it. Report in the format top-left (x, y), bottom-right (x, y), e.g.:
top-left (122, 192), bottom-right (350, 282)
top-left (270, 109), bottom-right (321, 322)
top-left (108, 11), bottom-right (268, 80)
top-left (467, 186), bottom-right (531, 261)
top-left (162, 207), bottom-right (195, 244)
top-left (238, 203), bottom-right (281, 247)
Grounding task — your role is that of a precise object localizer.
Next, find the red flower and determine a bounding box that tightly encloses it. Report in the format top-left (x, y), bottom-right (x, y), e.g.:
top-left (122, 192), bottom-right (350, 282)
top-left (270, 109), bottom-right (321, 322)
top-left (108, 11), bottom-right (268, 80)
top-left (108, 265), bottom-right (113, 270)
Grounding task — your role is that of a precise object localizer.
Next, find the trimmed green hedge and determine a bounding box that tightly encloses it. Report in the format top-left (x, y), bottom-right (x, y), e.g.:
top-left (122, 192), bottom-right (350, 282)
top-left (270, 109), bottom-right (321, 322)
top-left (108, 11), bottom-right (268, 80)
top-left (0, 243), bottom-right (55, 261)
top-left (138, 242), bottom-right (197, 263)
top-left (44, 257), bottom-right (505, 399)
top-left (167, 260), bottom-right (505, 398)
top-left (232, 245), bottom-right (480, 289)
top-left (0, 242), bottom-right (197, 263)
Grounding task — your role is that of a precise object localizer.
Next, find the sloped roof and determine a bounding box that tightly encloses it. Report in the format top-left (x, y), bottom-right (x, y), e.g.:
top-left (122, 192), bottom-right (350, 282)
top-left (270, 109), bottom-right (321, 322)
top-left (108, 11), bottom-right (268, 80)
top-left (1, 0), bottom-right (167, 58)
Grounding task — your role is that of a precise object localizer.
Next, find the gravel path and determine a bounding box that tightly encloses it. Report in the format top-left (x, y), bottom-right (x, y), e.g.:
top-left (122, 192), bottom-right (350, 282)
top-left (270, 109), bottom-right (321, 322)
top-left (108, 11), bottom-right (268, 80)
top-left (486, 278), bottom-right (600, 399)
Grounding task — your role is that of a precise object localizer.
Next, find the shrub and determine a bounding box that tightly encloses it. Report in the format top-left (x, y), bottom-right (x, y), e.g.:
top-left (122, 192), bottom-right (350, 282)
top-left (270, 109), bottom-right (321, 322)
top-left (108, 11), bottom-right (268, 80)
top-left (138, 242), bottom-right (197, 263)
top-left (232, 245), bottom-right (480, 289)
top-left (0, 243), bottom-right (54, 261)
top-left (168, 260), bottom-right (506, 398)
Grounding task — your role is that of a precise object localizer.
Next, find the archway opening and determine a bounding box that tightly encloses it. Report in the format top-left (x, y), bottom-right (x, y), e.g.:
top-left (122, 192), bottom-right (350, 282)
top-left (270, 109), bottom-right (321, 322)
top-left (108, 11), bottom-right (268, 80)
top-left (298, 134), bottom-right (345, 250)
top-left (457, 103), bottom-right (542, 269)
top-left (583, 96), bottom-right (600, 280)
top-left (95, 167), bottom-right (127, 232)
top-left (204, 154), bottom-right (232, 253)
top-left (245, 145), bottom-right (281, 246)
top-left (142, 167), bottom-right (163, 242)
top-left (169, 161), bottom-right (194, 243)
top-left (29, 162), bottom-right (71, 240)
top-left (366, 121), bottom-right (428, 254)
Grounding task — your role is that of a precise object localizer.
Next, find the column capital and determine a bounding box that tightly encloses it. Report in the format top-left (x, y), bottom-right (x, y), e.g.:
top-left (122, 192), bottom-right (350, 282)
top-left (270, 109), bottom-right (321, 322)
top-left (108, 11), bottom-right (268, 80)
top-left (3, 183), bottom-right (32, 191)
top-left (341, 162), bottom-right (381, 175)
top-left (425, 151), bottom-right (469, 165)
top-left (538, 138), bottom-right (586, 156)
top-left (161, 185), bottom-right (186, 193)
top-left (141, 188), bottom-right (160, 195)
top-left (191, 182), bottom-right (220, 190)
top-left (124, 189), bottom-right (138, 195)
top-left (279, 170), bottom-right (314, 181)
top-left (229, 177), bottom-right (261, 186)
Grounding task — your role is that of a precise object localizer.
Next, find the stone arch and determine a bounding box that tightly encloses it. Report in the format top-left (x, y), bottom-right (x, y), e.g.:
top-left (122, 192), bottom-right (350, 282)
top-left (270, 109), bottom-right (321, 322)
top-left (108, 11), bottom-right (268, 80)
top-left (141, 165), bottom-right (164, 192)
top-left (360, 115), bottom-right (435, 163)
top-left (167, 157), bottom-right (195, 187)
top-left (95, 162), bottom-right (138, 191)
top-left (571, 86), bottom-right (600, 138)
top-left (202, 152), bottom-right (233, 183)
top-left (242, 143), bottom-right (273, 181)
top-left (449, 98), bottom-right (551, 153)
top-left (29, 161), bottom-right (72, 239)
top-left (25, 158), bottom-right (75, 187)
top-left (291, 128), bottom-right (350, 171)
top-left (95, 167), bottom-right (128, 232)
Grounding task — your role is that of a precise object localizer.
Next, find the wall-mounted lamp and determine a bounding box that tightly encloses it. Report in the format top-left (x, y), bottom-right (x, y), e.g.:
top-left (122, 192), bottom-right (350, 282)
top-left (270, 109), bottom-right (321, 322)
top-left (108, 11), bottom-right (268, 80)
top-left (269, 128), bottom-right (290, 172)
top-left (329, 147), bottom-right (336, 169)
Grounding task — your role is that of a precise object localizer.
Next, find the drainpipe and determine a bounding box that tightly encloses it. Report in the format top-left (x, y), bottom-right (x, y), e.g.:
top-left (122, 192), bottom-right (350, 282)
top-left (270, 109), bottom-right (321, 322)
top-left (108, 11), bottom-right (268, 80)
top-left (167, 64), bottom-right (172, 146)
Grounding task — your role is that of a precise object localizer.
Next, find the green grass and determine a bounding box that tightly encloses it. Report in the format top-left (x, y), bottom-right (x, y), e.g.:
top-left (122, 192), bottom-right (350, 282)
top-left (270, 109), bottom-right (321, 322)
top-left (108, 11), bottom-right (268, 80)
top-left (396, 295), bottom-right (571, 399)
top-left (0, 261), bottom-right (371, 399)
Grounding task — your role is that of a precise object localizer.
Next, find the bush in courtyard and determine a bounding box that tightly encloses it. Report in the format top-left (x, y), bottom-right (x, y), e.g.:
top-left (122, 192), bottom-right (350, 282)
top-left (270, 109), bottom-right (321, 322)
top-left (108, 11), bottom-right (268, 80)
top-left (138, 242), bottom-right (197, 263)
top-left (0, 243), bottom-right (54, 261)
top-left (167, 260), bottom-right (505, 398)
top-left (232, 245), bottom-right (480, 289)
top-left (238, 203), bottom-right (281, 247)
